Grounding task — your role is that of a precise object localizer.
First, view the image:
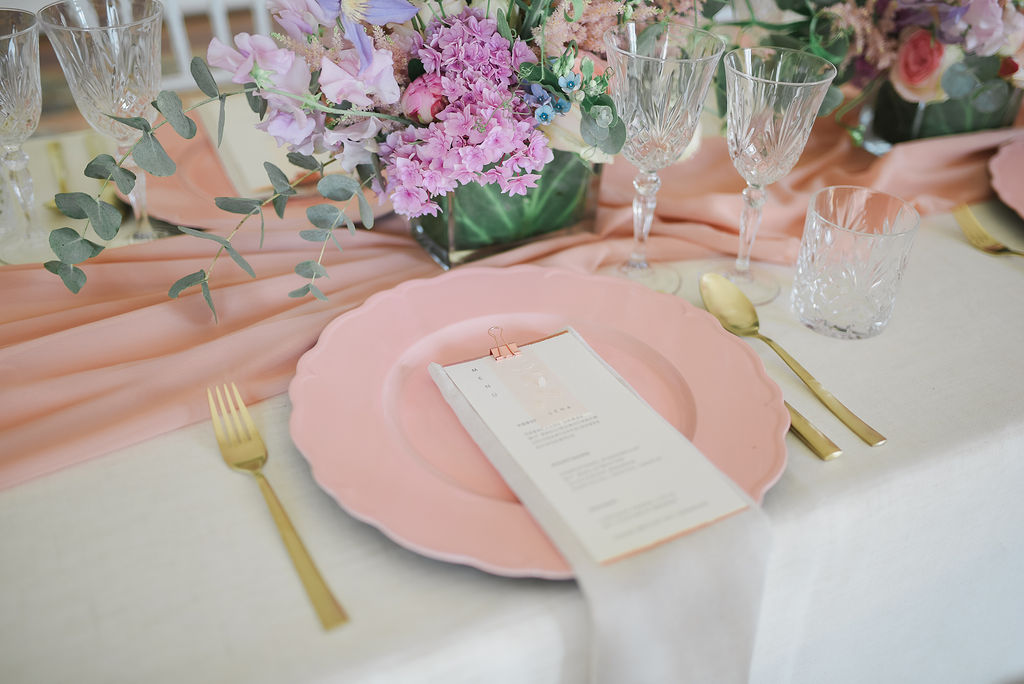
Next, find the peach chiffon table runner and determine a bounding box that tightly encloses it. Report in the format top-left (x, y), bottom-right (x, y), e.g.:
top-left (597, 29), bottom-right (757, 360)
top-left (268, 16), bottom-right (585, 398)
top-left (1, 117), bottom-right (1021, 489)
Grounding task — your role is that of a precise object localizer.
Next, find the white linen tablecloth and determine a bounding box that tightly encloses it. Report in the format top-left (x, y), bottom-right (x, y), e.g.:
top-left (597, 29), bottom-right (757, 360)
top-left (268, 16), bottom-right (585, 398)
top-left (2, 207), bottom-right (1023, 683)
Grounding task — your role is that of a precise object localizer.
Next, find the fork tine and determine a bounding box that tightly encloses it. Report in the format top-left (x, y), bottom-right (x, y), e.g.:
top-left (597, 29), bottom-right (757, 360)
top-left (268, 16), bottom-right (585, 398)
top-left (214, 384), bottom-right (240, 444)
top-left (206, 387), bottom-right (227, 447)
top-left (229, 383), bottom-right (259, 438)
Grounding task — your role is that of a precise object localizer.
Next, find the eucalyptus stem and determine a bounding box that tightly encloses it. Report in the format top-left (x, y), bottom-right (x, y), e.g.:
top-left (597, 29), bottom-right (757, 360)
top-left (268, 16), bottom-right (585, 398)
top-left (260, 87), bottom-right (415, 125)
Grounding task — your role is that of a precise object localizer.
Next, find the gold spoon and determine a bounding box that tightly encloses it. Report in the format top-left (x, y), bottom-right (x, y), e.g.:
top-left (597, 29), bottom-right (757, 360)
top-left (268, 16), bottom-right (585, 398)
top-left (699, 272), bottom-right (886, 447)
top-left (953, 204), bottom-right (1024, 257)
top-left (786, 401), bottom-right (842, 460)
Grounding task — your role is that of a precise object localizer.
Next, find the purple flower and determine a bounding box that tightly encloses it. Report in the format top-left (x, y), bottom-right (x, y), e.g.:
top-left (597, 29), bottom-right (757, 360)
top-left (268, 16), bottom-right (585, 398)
top-left (267, 0), bottom-right (332, 41)
top-left (315, 0), bottom-right (419, 70)
top-left (895, 1), bottom-right (969, 43)
top-left (206, 33), bottom-right (294, 85)
top-left (963, 0), bottom-right (1008, 56)
top-left (319, 49), bottom-right (401, 106)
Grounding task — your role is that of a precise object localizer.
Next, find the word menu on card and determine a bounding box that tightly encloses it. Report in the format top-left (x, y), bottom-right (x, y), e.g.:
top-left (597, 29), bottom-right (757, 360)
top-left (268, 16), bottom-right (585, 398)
top-left (432, 328), bottom-right (747, 564)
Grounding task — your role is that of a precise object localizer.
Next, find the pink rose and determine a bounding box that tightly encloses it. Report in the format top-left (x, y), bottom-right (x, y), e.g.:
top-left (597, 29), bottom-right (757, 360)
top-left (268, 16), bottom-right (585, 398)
top-left (891, 28), bottom-right (963, 103)
top-left (400, 74), bottom-right (446, 124)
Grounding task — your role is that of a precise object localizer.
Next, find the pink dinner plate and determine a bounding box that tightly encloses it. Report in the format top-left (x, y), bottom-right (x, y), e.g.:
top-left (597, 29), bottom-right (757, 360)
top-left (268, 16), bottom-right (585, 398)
top-left (989, 136), bottom-right (1024, 220)
top-left (289, 265), bottom-right (788, 579)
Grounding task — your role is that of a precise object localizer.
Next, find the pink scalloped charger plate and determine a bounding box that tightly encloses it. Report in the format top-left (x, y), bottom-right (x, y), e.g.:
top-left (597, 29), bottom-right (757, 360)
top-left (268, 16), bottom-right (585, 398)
top-left (989, 136), bottom-right (1024, 220)
top-left (288, 266), bottom-right (788, 579)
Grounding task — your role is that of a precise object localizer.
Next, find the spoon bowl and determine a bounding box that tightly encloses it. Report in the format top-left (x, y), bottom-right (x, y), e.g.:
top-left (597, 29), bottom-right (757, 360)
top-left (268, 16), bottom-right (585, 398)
top-left (699, 273), bottom-right (886, 447)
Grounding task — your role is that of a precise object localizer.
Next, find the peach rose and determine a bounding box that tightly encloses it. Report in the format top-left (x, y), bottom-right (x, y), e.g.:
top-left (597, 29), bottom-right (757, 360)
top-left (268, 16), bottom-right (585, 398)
top-left (890, 27), bottom-right (963, 104)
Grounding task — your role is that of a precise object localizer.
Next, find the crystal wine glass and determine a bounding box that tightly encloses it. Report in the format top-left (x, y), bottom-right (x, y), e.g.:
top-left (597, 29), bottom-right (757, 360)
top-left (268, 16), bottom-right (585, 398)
top-left (604, 21), bottom-right (726, 294)
top-left (38, 0), bottom-right (163, 240)
top-left (704, 46), bottom-right (836, 305)
top-left (0, 9), bottom-right (42, 229)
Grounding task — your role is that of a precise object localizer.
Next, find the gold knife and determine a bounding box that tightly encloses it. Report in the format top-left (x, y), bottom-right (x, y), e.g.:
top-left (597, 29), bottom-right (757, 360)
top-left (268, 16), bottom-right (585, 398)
top-left (786, 401), bottom-right (842, 461)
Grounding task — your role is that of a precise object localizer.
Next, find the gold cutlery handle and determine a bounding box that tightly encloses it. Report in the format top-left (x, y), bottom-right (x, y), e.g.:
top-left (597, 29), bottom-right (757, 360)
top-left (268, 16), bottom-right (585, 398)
top-left (254, 472), bottom-right (349, 630)
top-left (786, 401), bottom-right (842, 460)
top-left (759, 334), bottom-right (886, 446)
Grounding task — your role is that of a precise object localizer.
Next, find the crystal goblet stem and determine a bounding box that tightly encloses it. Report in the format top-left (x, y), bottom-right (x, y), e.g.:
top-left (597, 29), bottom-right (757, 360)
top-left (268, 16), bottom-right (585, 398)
top-left (735, 183), bottom-right (765, 274)
top-left (0, 9), bottom-right (42, 228)
top-left (625, 170), bottom-right (661, 274)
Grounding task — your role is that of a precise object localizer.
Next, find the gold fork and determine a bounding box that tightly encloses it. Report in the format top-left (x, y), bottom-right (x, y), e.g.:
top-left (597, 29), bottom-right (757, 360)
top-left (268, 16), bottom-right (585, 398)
top-left (207, 383), bottom-right (348, 630)
top-left (953, 204), bottom-right (1024, 257)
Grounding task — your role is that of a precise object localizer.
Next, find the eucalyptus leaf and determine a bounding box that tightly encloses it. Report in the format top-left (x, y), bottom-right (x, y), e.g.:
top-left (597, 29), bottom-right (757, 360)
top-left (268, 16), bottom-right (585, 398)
top-left (288, 284), bottom-right (311, 298)
top-left (972, 79), bottom-right (1010, 114)
top-left (168, 269), bottom-right (206, 298)
top-left (317, 174), bottom-right (358, 201)
top-left (153, 91), bottom-right (198, 139)
top-left (109, 116), bottom-right (152, 132)
top-left (287, 152), bottom-right (321, 171)
top-left (817, 85), bottom-right (844, 116)
top-left (299, 228), bottom-right (331, 242)
top-left (49, 227), bottom-right (103, 264)
top-left (91, 200), bottom-right (123, 240)
top-left (201, 280), bottom-right (217, 321)
top-left (217, 94), bottom-right (226, 146)
top-left (54, 192), bottom-right (95, 220)
top-left (356, 190), bottom-right (374, 229)
top-left (133, 132), bottom-right (176, 176)
top-left (272, 193), bottom-right (289, 219)
top-left (307, 204), bottom-right (346, 230)
top-left (597, 118), bottom-right (626, 155)
top-left (308, 282), bottom-right (327, 301)
top-left (44, 260), bottom-right (86, 293)
top-left (84, 154), bottom-right (136, 195)
top-left (265, 162), bottom-right (295, 195)
top-left (941, 63), bottom-right (981, 100)
top-left (295, 260), bottom-right (328, 279)
top-left (245, 83), bottom-right (267, 119)
top-left (214, 196), bottom-right (262, 214)
top-left (190, 57), bottom-right (220, 98)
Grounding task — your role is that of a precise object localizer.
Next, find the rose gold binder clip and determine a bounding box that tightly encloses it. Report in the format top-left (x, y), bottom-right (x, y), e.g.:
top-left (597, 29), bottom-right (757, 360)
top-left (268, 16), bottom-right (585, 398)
top-left (488, 326), bottom-right (520, 361)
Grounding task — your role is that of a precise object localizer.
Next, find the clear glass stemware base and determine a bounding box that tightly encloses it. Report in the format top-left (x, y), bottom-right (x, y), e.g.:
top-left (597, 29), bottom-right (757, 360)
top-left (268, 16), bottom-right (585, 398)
top-left (698, 256), bottom-right (780, 306)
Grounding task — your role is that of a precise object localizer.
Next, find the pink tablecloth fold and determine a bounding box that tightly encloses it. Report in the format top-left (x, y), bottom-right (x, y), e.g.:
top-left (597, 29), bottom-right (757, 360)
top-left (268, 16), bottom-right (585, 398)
top-left (0, 118), bottom-right (1020, 490)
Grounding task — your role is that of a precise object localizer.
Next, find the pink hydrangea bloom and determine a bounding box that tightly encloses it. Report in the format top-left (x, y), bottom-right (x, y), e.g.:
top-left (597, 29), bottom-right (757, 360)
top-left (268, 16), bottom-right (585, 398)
top-left (380, 9), bottom-right (550, 218)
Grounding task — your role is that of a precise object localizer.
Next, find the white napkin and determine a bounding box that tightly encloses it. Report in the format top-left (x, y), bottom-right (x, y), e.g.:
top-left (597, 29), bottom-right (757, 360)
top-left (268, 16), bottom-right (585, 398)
top-left (429, 344), bottom-right (772, 683)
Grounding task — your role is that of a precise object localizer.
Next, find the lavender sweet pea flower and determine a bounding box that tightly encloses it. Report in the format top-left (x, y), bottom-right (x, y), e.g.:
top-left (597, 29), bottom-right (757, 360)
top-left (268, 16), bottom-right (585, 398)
top-left (268, 0), bottom-right (333, 41)
top-left (316, 0), bottom-right (418, 70)
top-left (896, 1), bottom-right (969, 43)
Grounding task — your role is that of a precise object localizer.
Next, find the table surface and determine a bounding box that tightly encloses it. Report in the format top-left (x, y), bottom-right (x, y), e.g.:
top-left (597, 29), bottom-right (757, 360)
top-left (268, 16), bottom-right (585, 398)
top-left (2, 195), bottom-right (1023, 683)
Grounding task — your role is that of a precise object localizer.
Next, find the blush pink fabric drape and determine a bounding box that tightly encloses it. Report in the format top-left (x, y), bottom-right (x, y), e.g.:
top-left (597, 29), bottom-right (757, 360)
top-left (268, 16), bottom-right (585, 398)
top-left (1, 117), bottom-right (1020, 490)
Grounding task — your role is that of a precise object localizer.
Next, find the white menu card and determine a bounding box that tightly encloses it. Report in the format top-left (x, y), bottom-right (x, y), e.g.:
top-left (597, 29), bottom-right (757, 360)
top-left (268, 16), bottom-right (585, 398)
top-left (432, 328), bottom-right (748, 564)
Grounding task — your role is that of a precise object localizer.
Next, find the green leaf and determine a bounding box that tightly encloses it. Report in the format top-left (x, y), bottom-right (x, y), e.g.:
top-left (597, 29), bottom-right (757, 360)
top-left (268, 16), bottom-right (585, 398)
top-left (245, 83), bottom-right (268, 119)
top-left (49, 227), bottom-right (103, 264)
top-left (133, 132), bottom-right (176, 176)
top-left (272, 193), bottom-right (289, 219)
top-left (178, 226), bottom-right (256, 277)
top-left (317, 174), bottom-right (358, 201)
top-left (191, 57), bottom-right (220, 98)
top-left (84, 154), bottom-right (136, 195)
top-left (214, 196), bottom-right (261, 214)
top-left (941, 63), bottom-right (980, 100)
top-left (201, 279), bottom-right (217, 322)
top-left (295, 260), bottom-right (328, 279)
top-left (306, 204), bottom-right (347, 230)
top-left (817, 85), bottom-right (844, 117)
top-left (299, 228), bottom-right (331, 242)
top-left (287, 152), bottom-right (321, 171)
top-left (288, 284), bottom-right (311, 298)
top-left (972, 79), bottom-right (1010, 114)
top-left (217, 94), bottom-right (226, 146)
top-left (496, 9), bottom-right (512, 40)
top-left (581, 57), bottom-right (594, 80)
top-left (597, 118), bottom-right (626, 154)
top-left (308, 282), bottom-right (327, 301)
top-left (407, 57), bottom-right (425, 81)
top-left (109, 116), bottom-right (152, 132)
top-left (356, 189), bottom-right (374, 229)
top-left (44, 260), bottom-right (86, 293)
top-left (168, 269), bottom-right (206, 298)
top-left (91, 200), bottom-right (123, 240)
top-left (518, 61), bottom-right (541, 82)
top-left (54, 192), bottom-right (95, 220)
top-left (265, 162), bottom-right (296, 195)
top-left (153, 91), bottom-right (198, 139)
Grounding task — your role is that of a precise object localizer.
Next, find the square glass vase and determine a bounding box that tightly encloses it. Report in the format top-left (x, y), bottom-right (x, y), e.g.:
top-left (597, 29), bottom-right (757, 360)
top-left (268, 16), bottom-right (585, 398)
top-left (411, 150), bottom-right (602, 269)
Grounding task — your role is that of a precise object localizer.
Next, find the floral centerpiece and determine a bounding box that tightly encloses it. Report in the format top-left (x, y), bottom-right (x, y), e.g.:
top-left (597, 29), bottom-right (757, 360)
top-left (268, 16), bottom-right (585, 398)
top-left (47, 0), bottom-right (710, 310)
top-left (706, 0), bottom-right (1024, 149)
